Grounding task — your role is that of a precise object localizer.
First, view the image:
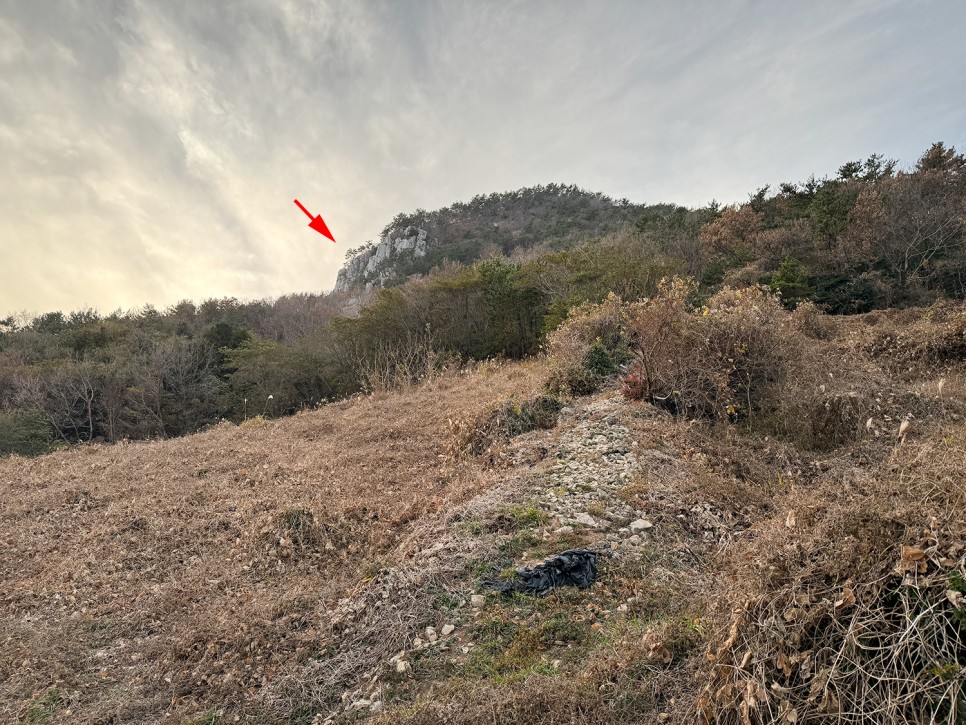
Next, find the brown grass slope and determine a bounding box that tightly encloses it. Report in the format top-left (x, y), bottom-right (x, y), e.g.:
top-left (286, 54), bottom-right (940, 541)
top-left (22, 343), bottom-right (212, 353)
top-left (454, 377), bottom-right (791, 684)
top-left (368, 298), bottom-right (966, 725)
top-left (3, 298), bottom-right (966, 725)
top-left (0, 362), bottom-right (542, 723)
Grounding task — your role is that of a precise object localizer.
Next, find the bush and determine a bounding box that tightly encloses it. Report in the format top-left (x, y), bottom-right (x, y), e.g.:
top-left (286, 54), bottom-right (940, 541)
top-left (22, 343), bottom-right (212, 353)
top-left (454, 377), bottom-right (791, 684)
top-left (543, 279), bottom-right (881, 452)
top-left (544, 363), bottom-right (601, 397)
top-left (789, 299), bottom-right (834, 339)
top-left (584, 338), bottom-right (618, 376)
top-left (452, 394), bottom-right (562, 456)
top-left (622, 280), bottom-right (797, 422)
top-left (544, 293), bottom-right (630, 397)
top-left (0, 409), bottom-right (56, 457)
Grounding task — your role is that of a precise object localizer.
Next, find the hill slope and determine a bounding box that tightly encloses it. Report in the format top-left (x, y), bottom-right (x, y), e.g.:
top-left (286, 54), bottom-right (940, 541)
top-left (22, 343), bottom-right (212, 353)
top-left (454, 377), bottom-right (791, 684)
top-left (2, 301), bottom-right (965, 723)
top-left (0, 363), bottom-right (543, 722)
top-left (335, 184), bottom-right (654, 291)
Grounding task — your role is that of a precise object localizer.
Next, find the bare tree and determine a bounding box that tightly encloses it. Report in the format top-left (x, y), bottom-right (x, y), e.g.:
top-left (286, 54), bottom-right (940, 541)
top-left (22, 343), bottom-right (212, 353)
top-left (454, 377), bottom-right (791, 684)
top-left (12, 363), bottom-right (96, 442)
top-left (95, 368), bottom-right (129, 443)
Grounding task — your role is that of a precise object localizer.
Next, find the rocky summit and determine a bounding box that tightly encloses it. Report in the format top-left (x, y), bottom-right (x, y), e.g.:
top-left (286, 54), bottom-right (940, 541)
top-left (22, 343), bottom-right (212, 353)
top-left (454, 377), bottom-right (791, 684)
top-left (335, 226), bottom-right (430, 291)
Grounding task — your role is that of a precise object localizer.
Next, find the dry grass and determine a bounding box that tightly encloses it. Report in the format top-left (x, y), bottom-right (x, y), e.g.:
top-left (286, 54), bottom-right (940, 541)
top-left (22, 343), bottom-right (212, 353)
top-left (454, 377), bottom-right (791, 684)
top-left (379, 298), bottom-right (965, 725)
top-left (699, 424), bottom-right (966, 724)
top-left (3, 300), bottom-right (966, 725)
top-left (0, 361), bottom-right (543, 723)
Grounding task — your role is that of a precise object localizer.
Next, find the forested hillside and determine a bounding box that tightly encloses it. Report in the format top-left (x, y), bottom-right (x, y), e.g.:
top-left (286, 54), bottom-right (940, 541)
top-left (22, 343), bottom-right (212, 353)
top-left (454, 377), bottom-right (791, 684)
top-left (336, 184), bottom-right (654, 290)
top-left (2, 142), bottom-right (964, 455)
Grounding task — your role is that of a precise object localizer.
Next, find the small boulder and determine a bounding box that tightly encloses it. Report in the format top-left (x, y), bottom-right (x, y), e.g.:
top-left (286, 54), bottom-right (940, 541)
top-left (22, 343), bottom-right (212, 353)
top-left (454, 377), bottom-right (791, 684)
top-left (575, 512), bottom-right (597, 527)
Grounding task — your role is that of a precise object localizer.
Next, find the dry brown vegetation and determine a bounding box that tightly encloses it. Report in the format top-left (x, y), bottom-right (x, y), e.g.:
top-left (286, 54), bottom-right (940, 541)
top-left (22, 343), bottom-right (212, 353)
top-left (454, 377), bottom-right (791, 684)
top-left (0, 362), bottom-right (543, 722)
top-left (2, 294), bottom-right (966, 724)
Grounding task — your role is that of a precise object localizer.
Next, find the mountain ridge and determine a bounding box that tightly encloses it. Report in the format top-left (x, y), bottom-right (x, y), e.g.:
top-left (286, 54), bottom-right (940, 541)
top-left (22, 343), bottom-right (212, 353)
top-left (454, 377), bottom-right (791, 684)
top-left (335, 183), bottom-right (658, 291)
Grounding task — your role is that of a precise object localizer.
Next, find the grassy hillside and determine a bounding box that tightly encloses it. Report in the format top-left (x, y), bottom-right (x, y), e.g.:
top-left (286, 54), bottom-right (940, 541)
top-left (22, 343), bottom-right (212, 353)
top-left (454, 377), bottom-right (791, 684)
top-left (2, 298), bottom-right (964, 723)
top-left (0, 362), bottom-right (543, 722)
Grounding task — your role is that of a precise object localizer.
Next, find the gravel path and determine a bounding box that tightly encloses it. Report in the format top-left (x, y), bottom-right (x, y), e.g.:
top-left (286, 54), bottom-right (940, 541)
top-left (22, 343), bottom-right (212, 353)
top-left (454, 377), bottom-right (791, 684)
top-left (534, 396), bottom-right (653, 552)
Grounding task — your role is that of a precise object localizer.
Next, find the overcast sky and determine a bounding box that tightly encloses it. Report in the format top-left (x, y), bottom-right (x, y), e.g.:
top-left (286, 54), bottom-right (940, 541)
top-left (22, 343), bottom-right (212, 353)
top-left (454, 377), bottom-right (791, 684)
top-left (2, 0), bottom-right (965, 316)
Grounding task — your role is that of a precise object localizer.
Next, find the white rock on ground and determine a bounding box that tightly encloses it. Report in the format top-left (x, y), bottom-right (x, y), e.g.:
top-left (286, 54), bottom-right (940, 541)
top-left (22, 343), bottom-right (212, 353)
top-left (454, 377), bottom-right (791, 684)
top-left (532, 399), bottom-right (641, 547)
top-left (574, 512), bottom-right (598, 527)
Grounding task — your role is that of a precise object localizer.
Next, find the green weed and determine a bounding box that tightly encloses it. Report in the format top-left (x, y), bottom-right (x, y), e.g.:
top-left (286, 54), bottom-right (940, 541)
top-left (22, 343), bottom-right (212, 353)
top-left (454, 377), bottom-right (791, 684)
top-left (24, 688), bottom-right (62, 724)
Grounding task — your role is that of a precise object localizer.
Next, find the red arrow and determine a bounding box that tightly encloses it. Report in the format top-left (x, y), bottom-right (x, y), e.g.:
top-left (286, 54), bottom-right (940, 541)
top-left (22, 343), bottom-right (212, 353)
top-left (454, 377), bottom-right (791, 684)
top-left (293, 199), bottom-right (335, 242)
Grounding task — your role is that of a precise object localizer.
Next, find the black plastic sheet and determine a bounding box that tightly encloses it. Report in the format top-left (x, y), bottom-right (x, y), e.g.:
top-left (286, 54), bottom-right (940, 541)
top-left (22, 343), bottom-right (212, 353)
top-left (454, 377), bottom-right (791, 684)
top-left (482, 549), bottom-right (599, 596)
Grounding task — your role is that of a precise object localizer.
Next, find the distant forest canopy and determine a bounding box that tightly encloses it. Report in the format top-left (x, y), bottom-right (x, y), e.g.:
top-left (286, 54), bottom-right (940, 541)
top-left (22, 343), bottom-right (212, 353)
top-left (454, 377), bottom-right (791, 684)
top-left (339, 183), bottom-right (654, 288)
top-left (2, 142), bottom-right (964, 454)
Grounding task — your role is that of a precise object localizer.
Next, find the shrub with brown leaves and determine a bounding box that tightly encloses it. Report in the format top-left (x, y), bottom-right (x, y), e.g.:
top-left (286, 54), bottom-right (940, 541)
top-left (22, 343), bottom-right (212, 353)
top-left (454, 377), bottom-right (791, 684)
top-left (621, 279), bottom-right (799, 424)
top-left (544, 293), bottom-right (629, 397)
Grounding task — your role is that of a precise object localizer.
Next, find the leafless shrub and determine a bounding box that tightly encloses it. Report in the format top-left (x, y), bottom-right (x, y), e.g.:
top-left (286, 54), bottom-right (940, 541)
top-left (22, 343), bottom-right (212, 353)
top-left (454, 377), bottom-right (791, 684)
top-left (699, 427), bottom-right (966, 725)
top-left (796, 391), bottom-right (868, 451)
top-left (357, 325), bottom-right (459, 393)
top-left (701, 562), bottom-right (966, 724)
top-left (266, 568), bottom-right (439, 715)
top-left (789, 300), bottom-right (835, 340)
top-left (862, 301), bottom-right (966, 373)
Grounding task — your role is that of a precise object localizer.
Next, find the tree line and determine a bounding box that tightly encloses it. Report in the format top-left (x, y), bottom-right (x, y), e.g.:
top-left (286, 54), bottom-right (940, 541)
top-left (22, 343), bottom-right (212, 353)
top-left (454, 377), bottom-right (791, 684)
top-left (1, 142), bottom-right (963, 455)
top-left (699, 143), bottom-right (966, 310)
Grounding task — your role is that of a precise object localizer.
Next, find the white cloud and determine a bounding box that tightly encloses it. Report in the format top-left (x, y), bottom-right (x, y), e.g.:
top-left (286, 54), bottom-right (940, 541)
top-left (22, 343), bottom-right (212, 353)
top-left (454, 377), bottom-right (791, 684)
top-left (0, 16), bottom-right (25, 65)
top-left (1, 0), bottom-right (965, 314)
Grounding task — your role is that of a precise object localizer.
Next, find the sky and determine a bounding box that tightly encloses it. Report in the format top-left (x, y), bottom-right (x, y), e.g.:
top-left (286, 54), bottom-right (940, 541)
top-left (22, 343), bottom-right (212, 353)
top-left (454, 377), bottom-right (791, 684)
top-left (1, 0), bottom-right (965, 316)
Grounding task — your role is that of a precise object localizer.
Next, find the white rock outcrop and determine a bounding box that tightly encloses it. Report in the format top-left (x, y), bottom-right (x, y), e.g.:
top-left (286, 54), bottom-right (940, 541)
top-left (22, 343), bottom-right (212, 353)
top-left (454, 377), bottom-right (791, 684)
top-left (334, 226), bottom-right (430, 292)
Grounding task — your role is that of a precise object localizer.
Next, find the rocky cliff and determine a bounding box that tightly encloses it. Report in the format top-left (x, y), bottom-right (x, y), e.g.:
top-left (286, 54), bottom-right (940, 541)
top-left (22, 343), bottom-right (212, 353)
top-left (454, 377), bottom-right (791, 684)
top-left (335, 226), bottom-right (431, 292)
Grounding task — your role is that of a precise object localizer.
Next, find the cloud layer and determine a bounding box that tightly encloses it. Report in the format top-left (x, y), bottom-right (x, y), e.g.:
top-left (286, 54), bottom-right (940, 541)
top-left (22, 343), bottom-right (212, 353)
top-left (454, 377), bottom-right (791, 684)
top-left (2, 0), bottom-right (965, 314)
